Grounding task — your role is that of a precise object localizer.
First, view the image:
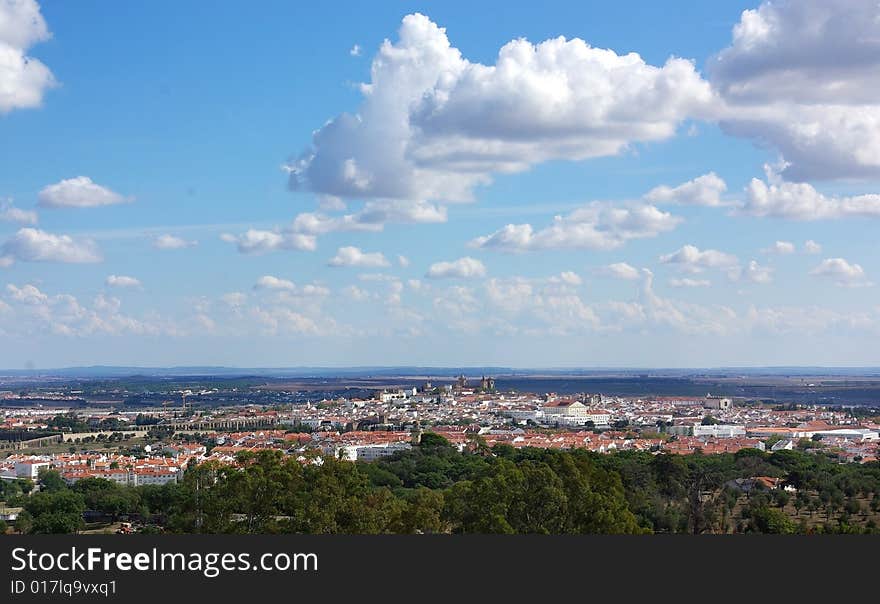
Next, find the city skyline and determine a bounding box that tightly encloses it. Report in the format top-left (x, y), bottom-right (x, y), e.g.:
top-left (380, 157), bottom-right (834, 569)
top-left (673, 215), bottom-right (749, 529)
top-left (2, 0), bottom-right (879, 368)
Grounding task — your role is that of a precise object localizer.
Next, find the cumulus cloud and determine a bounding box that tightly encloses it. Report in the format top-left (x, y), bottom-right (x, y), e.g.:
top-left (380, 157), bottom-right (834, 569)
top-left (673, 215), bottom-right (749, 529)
top-left (426, 256), bottom-right (486, 279)
top-left (596, 262), bottom-right (641, 281)
top-left (555, 271), bottom-right (582, 286)
top-left (254, 275), bottom-right (295, 291)
top-left (732, 260), bottom-right (774, 284)
top-left (342, 285), bottom-right (371, 301)
top-left (105, 275), bottom-right (141, 289)
top-left (287, 13), bottom-right (714, 207)
top-left (327, 246), bottom-right (390, 268)
top-left (625, 269), bottom-right (737, 335)
top-left (644, 172), bottom-right (727, 207)
top-left (153, 234), bottom-right (198, 250)
top-left (397, 255), bottom-right (410, 268)
top-left (349, 44), bottom-right (361, 57)
top-left (38, 177), bottom-right (130, 208)
top-left (804, 240), bottom-right (822, 254)
top-left (219, 229), bottom-right (312, 254)
top-left (292, 200), bottom-right (446, 236)
top-left (809, 257), bottom-right (871, 287)
top-left (350, 200), bottom-right (447, 226)
top-left (471, 202), bottom-right (680, 252)
top-left (709, 1), bottom-right (880, 180)
top-left (762, 241), bottom-right (795, 255)
top-left (0, 0), bottom-right (55, 113)
top-left (3, 283), bottom-right (163, 337)
top-left (0, 199), bottom-right (37, 225)
top-left (224, 200), bottom-right (446, 255)
top-left (740, 164), bottom-right (880, 220)
top-left (250, 306), bottom-right (324, 336)
top-left (6, 283), bottom-right (47, 304)
top-left (289, 212), bottom-right (382, 236)
top-left (0, 228), bottom-right (101, 265)
top-left (433, 274), bottom-right (599, 334)
top-left (659, 244), bottom-right (738, 273)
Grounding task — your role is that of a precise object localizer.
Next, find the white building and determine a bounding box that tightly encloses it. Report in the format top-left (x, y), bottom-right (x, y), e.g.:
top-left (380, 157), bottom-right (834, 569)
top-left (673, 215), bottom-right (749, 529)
top-left (542, 400), bottom-right (588, 425)
top-left (541, 401), bottom-right (610, 426)
top-left (338, 441), bottom-right (412, 462)
top-left (14, 460), bottom-right (51, 480)
top-left (379, 389), bottom-right (413, 404)
top-left (132, 469), bottom-right (180, 486)
top-left (692, 424), bottom-right (746, 438)
top-left (812, 428), bottom-right (878, 442)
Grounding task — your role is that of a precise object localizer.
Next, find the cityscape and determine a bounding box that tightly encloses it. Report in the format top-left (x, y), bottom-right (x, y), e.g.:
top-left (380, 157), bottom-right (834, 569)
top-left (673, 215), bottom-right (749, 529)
top-left (2, 0), bottom-right (880, 540)
top-left (1, 369), bottom-right (879, 534)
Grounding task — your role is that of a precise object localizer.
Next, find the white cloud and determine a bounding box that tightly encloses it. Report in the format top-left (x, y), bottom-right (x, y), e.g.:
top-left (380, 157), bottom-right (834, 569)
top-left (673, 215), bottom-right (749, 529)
top-left (480, 274), bottom-right (600, 334)
top-left (743, 305), bottom-right (878, 336)
top-left (351, 200), bottom-right (447, 225)
top-left (385, 280), bottom-right (404, 306)
top-left (0, 199), bottom-right (37, 225)
top-left (669, 277), bottom-right (710, 288)
top-left (0, 228), bottom-right (101, 265)
top-left (484, 278), bottom-right (534, 315)
top-left (426, 256), bottom-right (486, 279)
top-left (644, 172), bottom-right (727, 207)
top-left (397, 255), bottom-right (410, 268)
top-left (327, 246), bottom-right (390, 268)
top-left (732, 260), bottom-right (774, 284)
top-left (6, 283), bottom-right (47, 304)
top-left (810, 257), bottom-right (871, 287)
top-left (219, 229), bottom-right (312, 254)
top-left (254, 275), bottom-right (295, 291)
top-left (349, 44), bottom-right (361, 57)
top-left (287, 13), bottom-right (714, 206)
top-left (709, 1), bottom-right (880, 180)
top-left (221, 292), bottom-right (247, 308)
top-left (223, 200), bottom-right (446, 255)
top-left (153, 234), bottom-right (198, 250)
top-left (289, 212), bottom-right (382, 236)
top-left (636, 270), bottom-right (737, 335)
top-left (317, 195), bottom-right (346, 211)
top-left (740, 165), bottom-right (880, 220)
top-left (471, 202), bottom-right (680, 252)
top-left (596, 262), bottom-right (641, 281)
top-left (803, 240), bottom-right (822, 254)
top-left (38, 177), bottom-right (130, 208)
top-left (105, 275), bottom-right (141, 289)
top-left (3, 284), bottom-right (162, 337)
top-left (659, 244), bottom-right (738, 273)
top-left (342, 285), bottom-right (371, 301)
top-left (555, 271), bottom-right (581, 286)
top-left (250, 306), bottom-right (324, 336)
top-left (0, 0), bottom-right (55, 113)
top-left (762, 241), bottom-right (795, 255)
top-left (298, 284), bottom-right (330, 297)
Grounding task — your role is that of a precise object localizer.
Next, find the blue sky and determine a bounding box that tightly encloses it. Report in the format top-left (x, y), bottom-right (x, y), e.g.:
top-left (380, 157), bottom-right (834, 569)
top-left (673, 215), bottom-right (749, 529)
top-left (1, 0), bottom-right (879, 368)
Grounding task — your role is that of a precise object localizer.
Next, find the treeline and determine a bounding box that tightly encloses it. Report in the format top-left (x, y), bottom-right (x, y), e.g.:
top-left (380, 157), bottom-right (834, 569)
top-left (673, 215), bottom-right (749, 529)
top-left (596, 447), bottom-right (880, 533)
top-left (5, 434), bottom-right (880, 534)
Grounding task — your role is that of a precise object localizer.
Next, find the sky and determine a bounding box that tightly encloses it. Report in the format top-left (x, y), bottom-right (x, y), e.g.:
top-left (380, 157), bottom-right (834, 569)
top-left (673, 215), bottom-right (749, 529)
top-left (1, 0), bottom-right (879, 369)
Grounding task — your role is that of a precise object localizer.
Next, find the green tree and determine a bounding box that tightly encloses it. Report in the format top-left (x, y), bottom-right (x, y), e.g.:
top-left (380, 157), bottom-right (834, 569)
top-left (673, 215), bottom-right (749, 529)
top-left (749, 505), bottom-right (797, 534)
top-left (24, 490), bottom-right (85, 534)
top-left (39, 469), bottom-right (66, 493)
